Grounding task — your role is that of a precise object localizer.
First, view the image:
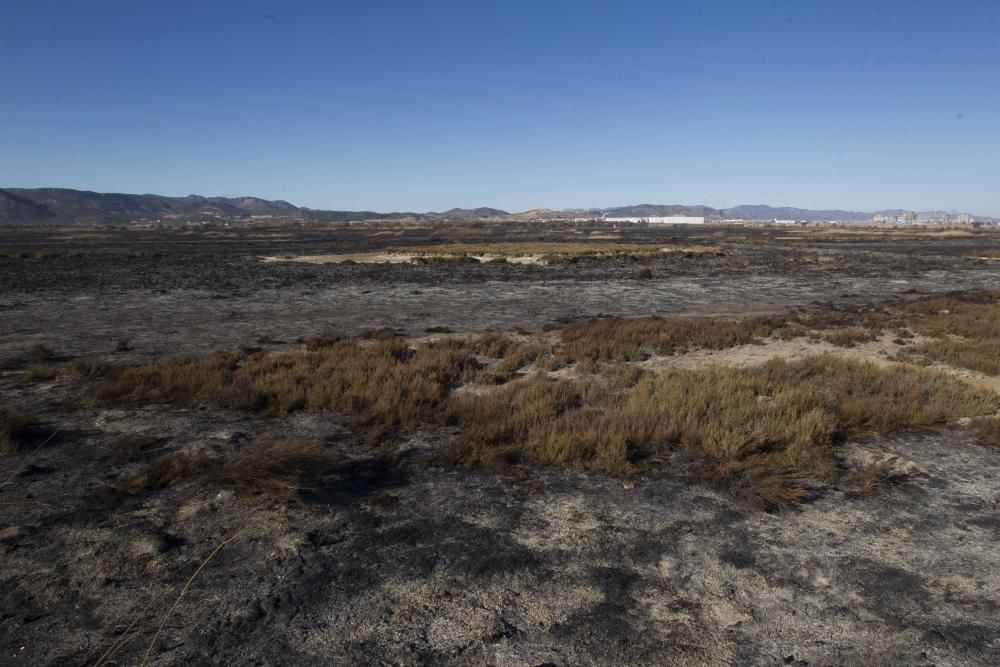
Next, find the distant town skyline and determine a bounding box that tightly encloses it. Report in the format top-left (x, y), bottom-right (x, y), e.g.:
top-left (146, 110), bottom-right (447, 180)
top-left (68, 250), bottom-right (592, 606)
top-left (3, 1), bottom-right (998, 217)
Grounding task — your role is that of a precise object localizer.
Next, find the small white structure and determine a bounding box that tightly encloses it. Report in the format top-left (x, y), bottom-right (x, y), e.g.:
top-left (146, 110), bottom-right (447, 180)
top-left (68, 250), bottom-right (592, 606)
top-left (605, 216), bottom-right (705, 224)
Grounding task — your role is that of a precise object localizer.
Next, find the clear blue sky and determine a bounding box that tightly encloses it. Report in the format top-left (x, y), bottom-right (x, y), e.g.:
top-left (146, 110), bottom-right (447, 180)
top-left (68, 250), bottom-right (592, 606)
top-left (2, 1), bottom-right (998, 214)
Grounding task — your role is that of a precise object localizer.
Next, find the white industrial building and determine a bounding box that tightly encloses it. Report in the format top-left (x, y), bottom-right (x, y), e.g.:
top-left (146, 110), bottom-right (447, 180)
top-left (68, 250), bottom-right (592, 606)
top-left (604, 216), bottom-right (705, 224)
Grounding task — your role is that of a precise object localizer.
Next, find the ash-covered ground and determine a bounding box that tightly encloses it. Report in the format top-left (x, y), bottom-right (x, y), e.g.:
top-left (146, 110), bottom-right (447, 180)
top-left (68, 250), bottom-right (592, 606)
top-left (1, 222), bottom-right (999, 665)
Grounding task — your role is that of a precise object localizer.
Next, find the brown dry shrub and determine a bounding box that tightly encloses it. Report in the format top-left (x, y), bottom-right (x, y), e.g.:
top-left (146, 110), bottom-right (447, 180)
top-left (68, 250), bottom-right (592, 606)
top-left (845, 460), bottom-right (909, 495)
top-left (0, 410), bottom-right (35, 456)
top-left (605, 363), bottom-right (646, 390)
top-left (209, 440), bottom-right (339, 502)
top-left (560, 316), bottom-right (776, 361)
top-left (117, 452), bottom-right (201, 494)
top-left (118, 440), bottom-right (338, 502)
top-left (425, 333), bottom-right (518, 359)
top-left (440, 356), bottom-right (996, 508)
top-left (65, 357), bottom-right (114, 379)
top-left (495, 342), bottom-right (550, 378)
top-left (822, 327), bottom-right (878, 348)
top-left (90, 339), bottom-right (481, 442)
top-left (912, 339), bottom-right (1000, 376)
top-left (975, 417), bottom-right (1000, 448)
top-left (895, 292), bottom-right (1000, 339)
top-left (305, 334), bottom-right (342, 351)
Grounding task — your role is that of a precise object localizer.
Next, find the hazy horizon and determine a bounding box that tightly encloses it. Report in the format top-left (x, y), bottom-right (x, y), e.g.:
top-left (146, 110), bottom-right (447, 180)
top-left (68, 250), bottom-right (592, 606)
top-left (4, 1), bottom-right (998, 216)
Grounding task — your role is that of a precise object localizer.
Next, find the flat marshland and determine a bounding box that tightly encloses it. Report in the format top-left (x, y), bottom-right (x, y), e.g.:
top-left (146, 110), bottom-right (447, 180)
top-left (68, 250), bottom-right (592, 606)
top-left (2, 222), bottom-right (1000, 664)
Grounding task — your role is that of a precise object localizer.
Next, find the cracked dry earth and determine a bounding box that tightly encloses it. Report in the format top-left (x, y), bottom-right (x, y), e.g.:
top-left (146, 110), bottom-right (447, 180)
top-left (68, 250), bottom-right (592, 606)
top-left (1, 225), bottom-right (1000, 665)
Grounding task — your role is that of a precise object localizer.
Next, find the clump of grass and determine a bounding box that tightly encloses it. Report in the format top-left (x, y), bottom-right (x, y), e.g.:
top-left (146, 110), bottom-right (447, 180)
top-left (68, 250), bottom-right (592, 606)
top-left (912, 339), bottom-right (1000, 376)
top-left (679, 245), bottom-right (726, 257)
top-left (440, 356), bottom-right (996, 509)
top-left (117, 440), bottom-right (338, 502)
top-left (65, 357), bottom-right (114, 379)
top-left (117, 452), bottom-right (201, 494)
top-left (560, 316), bottom-right (776, 361)
top-left (975, 417), bottom-right (1000, 448)
top-left (209, 439), bottom-right (338, 502)
top-left (305, 334), bottom-right (342, 350)
top-left (894, 292), bottom-right (1000, 339)
top-left (359, 327), bottom-right (399, 340)
top-left (822, 327), bottom-right (878, 348)
top-left (80, 309), bottom-right (1000, 510)
top-left (873, 292), bottom-right (1000, 375)
top-left (495, 342), bottom-right (550, 379)
top-left (845, 459), bottom-right (909, 495)
top-left (1, 410), bottom-right (35, 456)
top-left (604, 363), bottom-right (646, 390)
top-left (89, 338), bottom-right (482, 442)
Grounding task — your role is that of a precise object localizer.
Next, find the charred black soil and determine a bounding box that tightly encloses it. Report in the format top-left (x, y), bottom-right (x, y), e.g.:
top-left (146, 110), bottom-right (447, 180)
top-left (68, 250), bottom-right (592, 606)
top-left (2, 222), bottom-right (999, 665)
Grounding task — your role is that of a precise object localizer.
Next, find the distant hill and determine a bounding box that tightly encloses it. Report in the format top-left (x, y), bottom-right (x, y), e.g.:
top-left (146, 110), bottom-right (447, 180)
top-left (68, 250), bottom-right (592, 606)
top-left (0, 188), bottom-right (299, 224)
top-left (721, 204), bottom-right (989, 222)
top-left (603, 204), bottom-right (721, 218)
top-left (201, 196), bottom-right (298, 212)
top-left (424, 207), bottom-right (510, 221)
top-left (721, 204), bottom-right (867, 221)
top-left (1, 188), bottom-right (990, 225)
top-left (0, 189), bottom-right (56, 222)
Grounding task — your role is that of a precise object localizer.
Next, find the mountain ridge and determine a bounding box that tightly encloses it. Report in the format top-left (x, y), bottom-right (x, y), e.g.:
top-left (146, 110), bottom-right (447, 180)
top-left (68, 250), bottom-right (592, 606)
top-left (0, 188), bottom-right (990, 224)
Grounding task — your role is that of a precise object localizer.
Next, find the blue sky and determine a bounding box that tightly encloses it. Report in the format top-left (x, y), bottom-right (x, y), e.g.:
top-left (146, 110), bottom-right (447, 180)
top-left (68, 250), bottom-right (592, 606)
top-left (2, 1), bottom-right (998, 214)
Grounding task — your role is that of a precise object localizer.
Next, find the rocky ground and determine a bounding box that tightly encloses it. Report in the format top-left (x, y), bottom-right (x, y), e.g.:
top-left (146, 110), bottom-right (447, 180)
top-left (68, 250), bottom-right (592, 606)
top-left (1, 223), bottom-right (999, 665)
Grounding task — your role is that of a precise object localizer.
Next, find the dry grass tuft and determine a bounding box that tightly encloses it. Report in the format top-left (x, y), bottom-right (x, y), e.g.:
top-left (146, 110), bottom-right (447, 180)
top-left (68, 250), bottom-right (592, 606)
top-left (117, 452), bottom-right (202, 494)
top-left (883, 292), bottom-right (1000, 375)
top-left (822, 327), bottom-right (878, 348)
top-left (912, 339), bottom-right (1000, 376)
top-left (975, 417), bottom-right (1000, 448)
top-left (846, 459), bottom-right (909, 495)
top-left (305, 334), bottom-right (343, 350)
top-left (560, 316), bottom-right (776, 361)
top-left (117, 440), bottom-right (338, 502)
top-left (65, 357), bottom-right (114, 379)
top-left (89, 338), bottom-right (481, 442)
top-left (0, 410), bottom-right (35, 456)
top-left (79, 295), bottom-right (1000, 509)
top-left (209, 439), bottom-right (338, 502)
top-left (440, 356), bottom-right (996, 509)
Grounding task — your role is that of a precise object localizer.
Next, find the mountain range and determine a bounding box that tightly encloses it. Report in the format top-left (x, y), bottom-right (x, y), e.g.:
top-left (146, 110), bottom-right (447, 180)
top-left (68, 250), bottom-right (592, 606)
top-left (0, 188), bottom-right (989, 225)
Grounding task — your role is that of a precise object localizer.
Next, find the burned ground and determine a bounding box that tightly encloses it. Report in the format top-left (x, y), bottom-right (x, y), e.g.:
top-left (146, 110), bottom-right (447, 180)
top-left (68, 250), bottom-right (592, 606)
top-left (1, 222), bottom-right (999, 665)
